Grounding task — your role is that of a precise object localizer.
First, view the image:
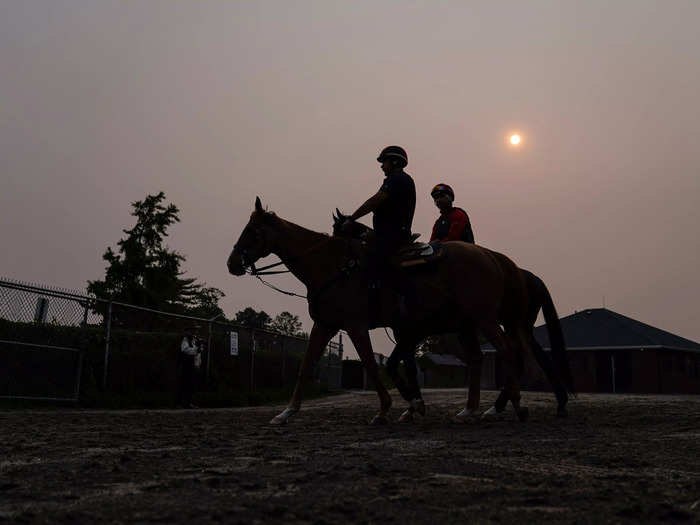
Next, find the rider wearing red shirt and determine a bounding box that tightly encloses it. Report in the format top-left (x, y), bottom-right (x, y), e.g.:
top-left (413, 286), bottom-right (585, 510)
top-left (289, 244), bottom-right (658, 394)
top-left (429, 183), bottom-right (475, 243)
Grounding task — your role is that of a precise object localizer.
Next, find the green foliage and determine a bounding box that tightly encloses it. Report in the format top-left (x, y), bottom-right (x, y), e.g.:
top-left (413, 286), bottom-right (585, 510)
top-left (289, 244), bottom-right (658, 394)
top-left (269, 311), bottom-right (303, 336)
top-left (87, 192), bottom-right (224, 319)
top-left (416, 335), bottom-right (441, 356)
top-left (234, 307), bottom-right (271, 330)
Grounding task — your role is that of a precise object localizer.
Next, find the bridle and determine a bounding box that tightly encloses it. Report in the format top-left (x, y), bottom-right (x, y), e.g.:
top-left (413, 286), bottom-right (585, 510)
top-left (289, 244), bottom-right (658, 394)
top-left (234, 222), bottom-right (300, 276)
top-left (234, 218), bottom-right (396, 343)
top-left (233, 222), bottom-right (337, 298)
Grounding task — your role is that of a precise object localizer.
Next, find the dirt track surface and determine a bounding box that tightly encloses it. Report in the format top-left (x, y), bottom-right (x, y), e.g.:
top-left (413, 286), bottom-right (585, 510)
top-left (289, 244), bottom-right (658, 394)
top-left (2, 390), bottom-right (700, 524)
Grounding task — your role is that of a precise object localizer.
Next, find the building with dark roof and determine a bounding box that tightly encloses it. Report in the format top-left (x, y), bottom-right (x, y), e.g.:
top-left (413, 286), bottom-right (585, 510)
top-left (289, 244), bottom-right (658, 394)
top-left (417, 351), bottom-right (467, 388)
top-left (484, 308), bottom-right (700, 394)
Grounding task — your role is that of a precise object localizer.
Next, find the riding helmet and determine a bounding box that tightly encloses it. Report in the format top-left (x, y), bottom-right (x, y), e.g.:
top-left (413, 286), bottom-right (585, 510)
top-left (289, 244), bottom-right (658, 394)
top-left (377, 145), bottom-right (408, 167)
top-left (431, 183), bottom-right (454, 199)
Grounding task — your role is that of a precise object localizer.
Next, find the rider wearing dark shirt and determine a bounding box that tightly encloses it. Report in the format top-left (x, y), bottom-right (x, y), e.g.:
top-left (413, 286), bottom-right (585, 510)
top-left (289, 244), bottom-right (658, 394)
top-left (343, 145), bottom-right (416, 323)
top-left (429, 183), bottom-right (475, 244)
top-left (374, 169), bottom-right (416, 245)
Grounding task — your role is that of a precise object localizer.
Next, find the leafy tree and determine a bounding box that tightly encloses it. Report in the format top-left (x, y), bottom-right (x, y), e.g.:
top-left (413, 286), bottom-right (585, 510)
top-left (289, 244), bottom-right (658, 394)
top-left (416, 335), bottom-right (441, 357)
top-left (270, 311), bottom-right (303, 336)
top-left (87, 192), bottom-right (225, 321)
top-left (233, 307), bottom-right (271, 330)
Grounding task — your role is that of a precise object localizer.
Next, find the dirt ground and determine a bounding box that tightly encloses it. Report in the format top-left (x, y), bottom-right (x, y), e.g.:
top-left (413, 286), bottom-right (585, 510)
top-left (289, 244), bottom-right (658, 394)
top-left (1, 389), bottom-right (699, 524)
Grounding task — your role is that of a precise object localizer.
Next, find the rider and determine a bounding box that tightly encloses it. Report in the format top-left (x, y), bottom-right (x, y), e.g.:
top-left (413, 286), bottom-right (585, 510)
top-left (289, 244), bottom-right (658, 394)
top-left (429, 183), bottom-right (475, 243)
top-left (342, 145), bottom-right (416, 325)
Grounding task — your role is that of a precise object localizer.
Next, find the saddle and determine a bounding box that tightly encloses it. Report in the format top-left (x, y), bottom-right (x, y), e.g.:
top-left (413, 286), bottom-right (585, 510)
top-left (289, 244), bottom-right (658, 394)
top-left (394, 240), bottom-right (447, 268)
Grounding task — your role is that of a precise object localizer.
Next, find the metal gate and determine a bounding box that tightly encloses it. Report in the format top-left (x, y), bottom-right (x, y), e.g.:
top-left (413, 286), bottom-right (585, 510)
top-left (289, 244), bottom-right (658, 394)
top-left (0, 279), bottom-right (92, 402)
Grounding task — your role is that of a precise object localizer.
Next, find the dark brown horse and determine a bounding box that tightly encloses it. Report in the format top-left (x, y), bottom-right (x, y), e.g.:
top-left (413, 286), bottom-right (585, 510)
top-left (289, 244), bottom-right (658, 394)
top-left (331, 210), bottom-right (574, 420)
top-left (227, 197), bottom-right (533, 424)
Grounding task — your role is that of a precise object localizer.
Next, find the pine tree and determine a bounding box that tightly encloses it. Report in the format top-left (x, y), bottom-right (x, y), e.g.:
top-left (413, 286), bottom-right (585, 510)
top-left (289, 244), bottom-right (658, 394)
top-left (88, 192), bottom-right (224, 323)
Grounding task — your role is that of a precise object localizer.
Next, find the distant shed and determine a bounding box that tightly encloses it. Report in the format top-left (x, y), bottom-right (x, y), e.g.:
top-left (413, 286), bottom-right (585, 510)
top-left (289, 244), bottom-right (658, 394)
top-left (419, 351), bottom-right (467, 388)
top-left (483, 308), bottom-right (700, 394)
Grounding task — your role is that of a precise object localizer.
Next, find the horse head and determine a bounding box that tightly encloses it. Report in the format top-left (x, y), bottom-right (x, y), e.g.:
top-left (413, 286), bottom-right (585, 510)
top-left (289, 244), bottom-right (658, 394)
top-left (332, 208), bottom-right (372, 240)
top-left (227, 197), bottom-right (277, 275)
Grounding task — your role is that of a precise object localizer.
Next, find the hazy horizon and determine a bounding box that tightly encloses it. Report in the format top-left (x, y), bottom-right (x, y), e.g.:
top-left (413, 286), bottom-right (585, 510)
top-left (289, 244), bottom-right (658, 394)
top-left (2, 1), bottom-right (699, 357)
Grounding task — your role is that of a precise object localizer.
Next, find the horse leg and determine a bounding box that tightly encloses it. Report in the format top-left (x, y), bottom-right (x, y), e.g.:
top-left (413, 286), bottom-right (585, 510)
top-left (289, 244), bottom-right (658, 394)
top-left (528, 332), bottom-right (568, 417)
top-left (506, 326), bottom-right (532, 422)
top-left (387, 335), bottom-right (424, 423)
top-left (386, 341), bottom-right (414, 403)
top-left (346, 326), bottom-right (393, 424)
top-left (401, 340), bottom-right (425, 418)
top-left (455, 329), bottom-right (483, 420)
top-left (270, 322), bottom-right (338, 425)
top-left (479, 322), bottom-right (527, 422)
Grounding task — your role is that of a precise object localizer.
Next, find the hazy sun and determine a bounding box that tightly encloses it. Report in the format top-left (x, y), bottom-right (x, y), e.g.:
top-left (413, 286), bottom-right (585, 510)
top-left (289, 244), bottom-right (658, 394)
top-left (510, 134), bottom-right (521, 145)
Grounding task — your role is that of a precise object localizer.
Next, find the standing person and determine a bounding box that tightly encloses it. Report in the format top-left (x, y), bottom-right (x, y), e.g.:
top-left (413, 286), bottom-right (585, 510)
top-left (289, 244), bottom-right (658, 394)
top-left (177, 328), bottom-right (201, 408)
top-left (429, 183), bottom-right (475, 243)
top-left (341, 145), bottom-right (416, 325)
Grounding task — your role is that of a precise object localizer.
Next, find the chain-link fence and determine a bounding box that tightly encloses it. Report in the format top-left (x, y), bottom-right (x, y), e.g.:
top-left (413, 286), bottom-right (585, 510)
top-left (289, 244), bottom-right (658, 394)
top-left (0, 279), bottom-right (96, 401)
top-left (0, 277), bottom-right (342, 404)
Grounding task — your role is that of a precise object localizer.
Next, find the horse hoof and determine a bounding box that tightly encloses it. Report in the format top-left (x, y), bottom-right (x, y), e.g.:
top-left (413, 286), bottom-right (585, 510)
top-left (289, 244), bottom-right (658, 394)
top-left (398, 409), bottom-right (414, 423)
top-left (516, 406), bottom-right (529, 422)
top-left (269, 415), bottom-right (287, 426)
top-left (455, 408), bottom-right (478, 421)
top-left (270, 407), bottom-right (296, 425)
top-left (556, 406), bottom-right (568, 418)
top-left (370, 414), bottom-right (389, 425)
top-left (412, 399), bottom-right (426, 417)
top-left (482, 405), bottom-right (501, 417)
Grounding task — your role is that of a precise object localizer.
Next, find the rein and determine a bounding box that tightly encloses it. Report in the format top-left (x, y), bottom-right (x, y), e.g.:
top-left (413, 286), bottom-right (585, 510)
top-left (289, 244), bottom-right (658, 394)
top-left (245, 236), bottom-right (335, 299)
top-left (252, 274), bottom-right (307, 298)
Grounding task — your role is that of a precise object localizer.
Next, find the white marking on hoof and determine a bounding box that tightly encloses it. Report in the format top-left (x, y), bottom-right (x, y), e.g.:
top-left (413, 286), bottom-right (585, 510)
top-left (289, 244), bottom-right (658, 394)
top-left (482, 406), bottom-right (499, 417)
top-left (269, 407), bottom-right (297, 425)
top-left (455, 408), bottom-right (478, 421)
top-left (398, 409), bottom-right (414, 423)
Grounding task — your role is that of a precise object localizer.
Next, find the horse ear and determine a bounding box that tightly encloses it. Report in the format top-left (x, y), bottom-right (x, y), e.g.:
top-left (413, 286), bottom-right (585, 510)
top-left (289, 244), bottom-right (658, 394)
top-left (255, 196), bottom-right (263, 213)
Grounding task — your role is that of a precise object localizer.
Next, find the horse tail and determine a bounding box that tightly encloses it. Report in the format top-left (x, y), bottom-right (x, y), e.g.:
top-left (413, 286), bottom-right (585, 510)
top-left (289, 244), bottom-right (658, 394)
top-left (536, 276), bottom-right (576, 396)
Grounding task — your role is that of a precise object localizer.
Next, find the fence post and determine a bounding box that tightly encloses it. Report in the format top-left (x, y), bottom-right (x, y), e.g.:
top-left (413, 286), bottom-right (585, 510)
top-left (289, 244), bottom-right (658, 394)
top-left (206, 321), bottom-right (213, 385)
top-left (205, 314), bottom-right (224, 386)
top-left (327, 344), bottom-right (332, 388)
top-left (280, 337), bottom-right (286, 385)
top-left (81, 303), bottom-right (89, 328)
top-left (250, 330), bottom-right (255, 393)
top-left (103, 301), bottom-right (112, 389)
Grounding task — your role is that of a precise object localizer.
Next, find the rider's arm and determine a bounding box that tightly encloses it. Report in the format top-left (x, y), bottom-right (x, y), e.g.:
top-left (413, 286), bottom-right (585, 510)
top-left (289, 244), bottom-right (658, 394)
top-left (348, 190), bottom-right (388, 222)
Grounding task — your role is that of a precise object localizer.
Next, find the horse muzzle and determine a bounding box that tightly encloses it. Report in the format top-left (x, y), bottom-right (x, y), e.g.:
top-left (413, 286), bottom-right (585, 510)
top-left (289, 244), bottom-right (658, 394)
top-left (227, 252), bottom-right (246, 276)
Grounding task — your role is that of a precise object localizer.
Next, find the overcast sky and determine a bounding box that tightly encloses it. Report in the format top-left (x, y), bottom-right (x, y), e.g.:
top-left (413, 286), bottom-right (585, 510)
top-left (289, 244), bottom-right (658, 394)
top-left (2, 1), bottom-right (699, 358)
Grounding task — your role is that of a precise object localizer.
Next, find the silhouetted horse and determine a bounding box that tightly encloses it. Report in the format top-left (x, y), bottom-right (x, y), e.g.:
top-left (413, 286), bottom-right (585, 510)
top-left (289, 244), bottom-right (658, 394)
top-left (228, 198), bottom-right (535, 424)
top-left (331, 210), bottom-right (574, 419)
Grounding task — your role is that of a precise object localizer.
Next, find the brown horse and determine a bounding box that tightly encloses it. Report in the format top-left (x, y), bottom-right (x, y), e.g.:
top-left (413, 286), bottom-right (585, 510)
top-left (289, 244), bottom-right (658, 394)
top-left (331, 210), bottom-right (574, 420)
top-left (227, 197), bottom-right (532, 424)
